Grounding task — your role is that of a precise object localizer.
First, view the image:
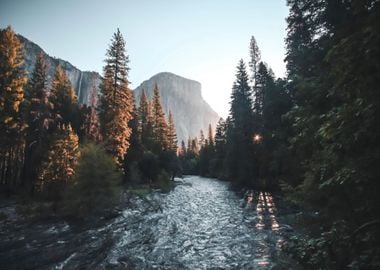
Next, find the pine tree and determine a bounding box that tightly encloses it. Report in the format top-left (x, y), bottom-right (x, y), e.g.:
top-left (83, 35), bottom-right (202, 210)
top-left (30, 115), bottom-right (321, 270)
top-left (167, 110), bottom-right (177, 152)
top-left (0, 26), bottom-right (27, 190)
top-left (199, 130), bottom-right (205, 148)
top-left (256, 63), bottom-right (292, 187)
top-left (282, 1), bottom-right (380, 267)
top-left (248, 35), bottom-right (261, 88)
top-left (85, 86), bottom-right (101, 141)
top-left (22, 52), bottom-right (50, 192)
top-left (285, 0), bottom-right (316, 81)
top-left (187, 137), bottom-right (191, 153)
top-left (198, 124), bottom-right (215, 177)
top-left (230, 60), bottom-right (253, 131)
top-left (215, 118), bottom-right (226, 147)
top-left (207, 124), bottom-right (214, 147)
top-left (151, 83), bottom-right (169, 152)
top-left (191, 137), bottom-right (199, 155)
top-left (98, 29), bottom-right (134, 165)
top-left (213, 118), bottom-right (227, 177)
top-left (179, 140), bottom-right (186, 156)
top-left (123, 101), bottom-right (143, 182)
top-left (225, 59), bottom-right (255, 186)
top-left (138, 89), bottom-right (154, 149)
top-left (253, 62), bottom-right (268, 117)
top-left (49, 65), bottom-right (78, 128)
top-left (38, 124), bottom-right (79, 194)
top-left (138, 90), bottom-right (149, 132)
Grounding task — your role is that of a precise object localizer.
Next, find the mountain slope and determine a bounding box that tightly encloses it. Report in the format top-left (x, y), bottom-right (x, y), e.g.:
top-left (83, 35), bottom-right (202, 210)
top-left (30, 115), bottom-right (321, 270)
top-left (134, 72), bottom-right (220, 145)
top-left (18, 34), bottom-right (101, 105)
top-left (18, 33), bottom-right (220, 143)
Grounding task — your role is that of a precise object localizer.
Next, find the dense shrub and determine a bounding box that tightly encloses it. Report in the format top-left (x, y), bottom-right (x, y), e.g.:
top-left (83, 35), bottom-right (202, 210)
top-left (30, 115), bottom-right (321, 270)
top-left (62, 143), bottom-right (122, 217)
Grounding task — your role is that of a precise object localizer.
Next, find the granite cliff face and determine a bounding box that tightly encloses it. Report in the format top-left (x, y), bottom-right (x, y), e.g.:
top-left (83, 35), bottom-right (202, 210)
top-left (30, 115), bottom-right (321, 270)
top-left (134, 72), bottom-right (220, 145)
top-left (18, 35), bottom-right (101, 105)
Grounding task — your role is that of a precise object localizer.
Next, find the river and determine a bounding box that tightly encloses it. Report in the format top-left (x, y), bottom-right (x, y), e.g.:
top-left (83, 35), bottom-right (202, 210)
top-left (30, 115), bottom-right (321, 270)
top-left (0, 176), bottom-right (298, 269)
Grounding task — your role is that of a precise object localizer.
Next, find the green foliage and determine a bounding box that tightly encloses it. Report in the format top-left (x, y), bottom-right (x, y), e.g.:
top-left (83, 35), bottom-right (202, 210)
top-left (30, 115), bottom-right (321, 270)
top-left (0, 26), bottom-right (27, 191)
top-left (249, 35), bottom-right (261, 88)
top-left (22, 52), bottom-right (50, 193)
top-left (123, 103), bottom-right (143, 182)
top-left (151, 84), bottom-right (169, 152)
top-left (124, 84), bottom-right (180, 186)
top-left (126, 162), bottom-right (143, 186)
top-left (254, 65), bottom-right (293, 188)
top-left (0, 26), bottom-right (26, 118)
top-left (98, 29), bottom-right (133, 165)
top-left (62, 143), bottom-right (122, 217)
top-left (156, 170), bottom-right (173, 193)
top-left (38, 124), bottom-right (79, 199)
top-left (138, 90), bottom-right (154, 148)
top-left (225, 60), bottom-right (255, 187)
top-left (128, 186), bottom-right (151, 196)
top-left (285, 220), bottom-right (380, 269)
top-left (49, 65), bottom-right (78, 127)
top-left (180, 157), bottom-right (199, 175)
top-left (138, 151), bottom-right (160, 183)
top-left (159, 150), bottom-right (179, 181)
top-left (167, 110), bottom-right (177, 152)
top-left (282, 0), bottom-right (380, 268)
top-left (212, 118), bottom-right (227, 178)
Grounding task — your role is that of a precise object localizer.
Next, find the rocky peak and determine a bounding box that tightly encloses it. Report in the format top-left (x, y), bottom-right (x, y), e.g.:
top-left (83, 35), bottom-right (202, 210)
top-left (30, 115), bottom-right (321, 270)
top-left (134, 72), bottom-right (220, 145)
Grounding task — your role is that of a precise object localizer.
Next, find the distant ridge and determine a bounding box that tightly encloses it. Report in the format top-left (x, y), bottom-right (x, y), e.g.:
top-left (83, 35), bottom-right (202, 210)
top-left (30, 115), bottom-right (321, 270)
top-left (17, 34), bottom-right (101, 105)
top-left (134, 72), bottom-right (220, 144)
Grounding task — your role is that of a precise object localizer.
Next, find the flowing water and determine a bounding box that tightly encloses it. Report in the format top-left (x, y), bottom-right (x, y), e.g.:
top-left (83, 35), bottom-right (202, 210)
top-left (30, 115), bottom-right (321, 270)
top-left (0, 176), bottom-right (297, 269)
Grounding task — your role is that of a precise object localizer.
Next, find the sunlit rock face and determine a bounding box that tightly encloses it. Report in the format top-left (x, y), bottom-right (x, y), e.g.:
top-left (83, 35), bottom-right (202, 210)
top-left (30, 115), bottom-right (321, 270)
top-left (134, 72), bottom-right (220, 145)
top-left (18, 34), bottom-right (101, 105)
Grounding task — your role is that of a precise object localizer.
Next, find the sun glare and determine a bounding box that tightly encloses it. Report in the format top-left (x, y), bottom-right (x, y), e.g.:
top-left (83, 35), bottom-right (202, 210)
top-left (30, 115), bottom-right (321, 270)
top-left (253, 134), bottom-right (261, 142)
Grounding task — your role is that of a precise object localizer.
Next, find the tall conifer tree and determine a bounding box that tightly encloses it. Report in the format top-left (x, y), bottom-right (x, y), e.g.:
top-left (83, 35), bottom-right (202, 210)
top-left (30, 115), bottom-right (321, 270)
top-left (123, 100), bottom-right (143, 180)
top-left (225, 60), bottom-right (254, 186)
top-left (214, 118), bottom-right (227, 177)
top-left (38, 124), bottom-right (79, 193)
top-left (179, 140), bottom-right (186, 156)
top-left (167, 110), bottom-right (177, 152)
top-left (23, 52), bottom-right (50, 192)
top-left (207, 124), bottom-right (214, 147)
top-left (151, 83), bottom-right (169, 151)
top-left (199, 130), bottom-right (205, 148)
top-left (49, 65), bottom-right (77, 128)
top-left (138, 89), bottom-right (154, 149)
top-left (187, 137), bottom-right (191, 153)
top-left (0, 26), bottom-right (27, 189)
top-left (85, 86), bottom-right (101, 141)
top-left (191, 137), bottom-right (199, 155)
top-left (248, 35), bottom-right (261, 89)
top-left (98, 29), bottom-right (133, 165)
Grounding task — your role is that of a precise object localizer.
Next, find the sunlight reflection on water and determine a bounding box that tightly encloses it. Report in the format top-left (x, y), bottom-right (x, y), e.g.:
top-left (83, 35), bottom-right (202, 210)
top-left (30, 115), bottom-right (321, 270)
top-left (254, 191), bottom-right (280, 232)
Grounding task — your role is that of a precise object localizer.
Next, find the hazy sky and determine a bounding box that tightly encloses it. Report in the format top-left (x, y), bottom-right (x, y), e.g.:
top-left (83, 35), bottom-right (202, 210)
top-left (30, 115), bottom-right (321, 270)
top-left (0, 0), bottom-right (289, 118)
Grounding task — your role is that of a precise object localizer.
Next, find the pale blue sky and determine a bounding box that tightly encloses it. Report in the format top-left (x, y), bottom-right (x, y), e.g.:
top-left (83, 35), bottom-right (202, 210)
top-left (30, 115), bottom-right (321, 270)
top-left (0, 0), bottom-right (288, 117)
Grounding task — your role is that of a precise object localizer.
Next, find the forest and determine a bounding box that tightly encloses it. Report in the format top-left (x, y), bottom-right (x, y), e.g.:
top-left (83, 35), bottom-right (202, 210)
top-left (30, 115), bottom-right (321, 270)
top-left (0, 0), bottom-right (379, 269)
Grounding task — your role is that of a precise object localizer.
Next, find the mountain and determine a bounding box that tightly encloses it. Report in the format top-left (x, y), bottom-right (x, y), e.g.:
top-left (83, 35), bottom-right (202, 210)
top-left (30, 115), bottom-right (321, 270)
top-left (134, 72), bottom-right (220, 145)
top-left (18, 34), bottom-right (220, 144)
top-left (18, 34), bottom-right (101, 105)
